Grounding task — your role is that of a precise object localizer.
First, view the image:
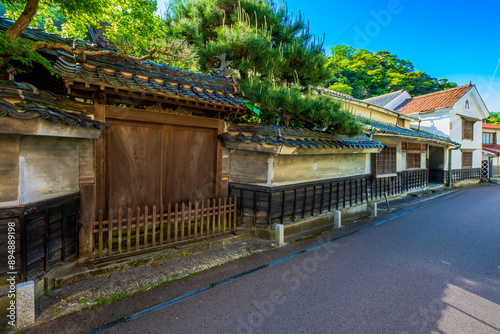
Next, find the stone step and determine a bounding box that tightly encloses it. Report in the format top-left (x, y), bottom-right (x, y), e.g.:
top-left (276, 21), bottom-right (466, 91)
top-left (408, 190), bottom-right (432, 197)
top-left (430, 186), bottom-right (447, 194)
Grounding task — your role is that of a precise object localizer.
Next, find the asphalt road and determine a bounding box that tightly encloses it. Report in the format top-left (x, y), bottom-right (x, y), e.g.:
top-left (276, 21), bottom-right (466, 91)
top-left (97, 186), bottom-right (500, 334)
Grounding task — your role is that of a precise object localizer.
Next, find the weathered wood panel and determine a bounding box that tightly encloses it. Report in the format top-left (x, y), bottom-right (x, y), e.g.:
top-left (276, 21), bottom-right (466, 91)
top-left (167, 126), bottom-right (217, 204)
top-left (0, 135), bottom-right (19, 204)
top-left (106, 120), bottom-right (163, 212)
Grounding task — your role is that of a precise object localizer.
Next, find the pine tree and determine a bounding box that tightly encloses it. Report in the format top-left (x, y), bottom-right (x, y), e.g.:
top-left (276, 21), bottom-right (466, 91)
top-left (167, 0), bottom-right (362, 136)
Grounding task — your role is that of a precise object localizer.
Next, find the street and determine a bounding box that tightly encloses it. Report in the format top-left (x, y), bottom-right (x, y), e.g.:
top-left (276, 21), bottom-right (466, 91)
top-left (96, 186), bottom-right (500, 333)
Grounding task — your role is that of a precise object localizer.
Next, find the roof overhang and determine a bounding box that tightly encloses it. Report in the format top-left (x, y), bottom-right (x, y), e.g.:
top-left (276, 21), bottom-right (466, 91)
top-left (457, 113), bottom-right (481, 122)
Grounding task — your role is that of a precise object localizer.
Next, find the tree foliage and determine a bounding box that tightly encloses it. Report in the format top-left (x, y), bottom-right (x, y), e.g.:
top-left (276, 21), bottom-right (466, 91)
top-left (326, 45), bottom-right (457, 99)
top-left (1, 0), bottom-right (198, 73)
top-left (485, 112), bottom-right (500, 126)
top-left (167, 0), bottom-right (362, 136)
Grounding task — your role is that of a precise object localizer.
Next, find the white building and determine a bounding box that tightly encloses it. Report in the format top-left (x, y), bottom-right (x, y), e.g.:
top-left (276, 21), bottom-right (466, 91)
top-left (482, 122), bottom-right (500, 178)
top-left (363, 83), bottom-right (490, 184)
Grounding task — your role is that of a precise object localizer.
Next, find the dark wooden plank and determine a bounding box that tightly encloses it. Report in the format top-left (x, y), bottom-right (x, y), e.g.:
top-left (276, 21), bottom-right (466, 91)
top-left (180, 203), bottom-right (185, 242)
top-left (98, 210), bottom-right (104, 258)
top-left (167, 204), bottom-right (172, 244)
top-left (135, 207), bottom-right (140, 251)
top-left (174, 203), bottom-right (179, 243)
top-left (118, 208), bottom-right (123, 254)
top-left (108, 209), bottom-right (113, 256)
top-left (127, 208), bottom-right (132, 253)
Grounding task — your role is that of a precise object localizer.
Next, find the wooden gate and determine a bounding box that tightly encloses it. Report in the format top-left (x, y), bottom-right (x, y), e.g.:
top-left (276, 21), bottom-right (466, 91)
top-left (96, 106), bottom-right (224, 215)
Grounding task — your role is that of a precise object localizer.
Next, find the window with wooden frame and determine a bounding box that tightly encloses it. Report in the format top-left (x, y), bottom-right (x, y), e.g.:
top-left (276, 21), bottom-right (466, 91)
top-left (372, 145), bottom-right (397, 177)
top-left (483, 132), bottom-right (495, 144)
top-left (463, 120), bottom-right (474, 140)
top-left (402, 142), bottom-right (427, 170)
top-left (462, 151), bottom-right (473, 169)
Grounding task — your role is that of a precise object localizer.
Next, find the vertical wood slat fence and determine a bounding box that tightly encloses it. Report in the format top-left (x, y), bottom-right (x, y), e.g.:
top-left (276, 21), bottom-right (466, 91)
top-left (431, 168), bottom-right (483, 184)
top-left (88, 197), bottom-right (237, 261)
top-left (231, 169), bottom-right (428, 227)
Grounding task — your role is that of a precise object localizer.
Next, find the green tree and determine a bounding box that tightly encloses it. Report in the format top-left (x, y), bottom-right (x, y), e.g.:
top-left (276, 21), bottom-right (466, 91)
top-left (485, 112), bottom-right (500, 126)
top-left (0, 0), bottom-right (197, 74)
top-left (167, 0), bottom-right (362, 136)
top-left (326, 45), bottom-right (457, 99)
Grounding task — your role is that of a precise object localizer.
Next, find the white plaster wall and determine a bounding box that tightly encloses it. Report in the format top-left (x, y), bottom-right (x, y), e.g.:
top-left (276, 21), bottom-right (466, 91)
top-left (19, 136), bottom-right (80, 204)
top-left (271, 153), bottom-right (369, 185)
top-left (450, 94), bottom-right (483, 169)
top-left (411, 110), bottom-right (451, 138)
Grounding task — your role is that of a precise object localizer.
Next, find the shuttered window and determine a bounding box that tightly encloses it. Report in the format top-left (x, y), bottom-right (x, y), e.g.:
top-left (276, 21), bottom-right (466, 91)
top-left (463, 120), bottom-right (474, 140)
top-left (462, 151), bottom-right (473, 169)
top-left (372, 146), bottom-right (397, 176)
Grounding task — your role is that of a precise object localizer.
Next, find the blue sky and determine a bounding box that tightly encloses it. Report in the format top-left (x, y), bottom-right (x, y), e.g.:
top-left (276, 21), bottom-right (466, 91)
top-left (158, 0), bottom-right (500, 112)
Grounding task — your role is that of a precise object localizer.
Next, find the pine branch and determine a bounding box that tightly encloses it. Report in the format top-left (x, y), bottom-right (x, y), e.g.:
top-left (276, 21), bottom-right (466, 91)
top-left (27, 41), bottom-right (187, 61)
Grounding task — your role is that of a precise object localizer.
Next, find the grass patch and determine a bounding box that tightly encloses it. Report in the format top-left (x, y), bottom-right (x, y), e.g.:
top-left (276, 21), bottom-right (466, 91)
top-left (51, 307), bottom-right (60, 313)
top-left (177, 251), bottom-right (193, 258)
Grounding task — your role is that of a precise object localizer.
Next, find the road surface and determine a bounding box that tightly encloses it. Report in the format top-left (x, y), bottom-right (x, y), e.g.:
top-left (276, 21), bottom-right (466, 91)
top-left (97, 186), bottom-right (500, 333)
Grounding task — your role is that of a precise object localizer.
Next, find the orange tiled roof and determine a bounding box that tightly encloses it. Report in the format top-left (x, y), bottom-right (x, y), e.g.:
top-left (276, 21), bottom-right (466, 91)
top-left (483, 145), bottom-right (500, 155)
top-left (396, 84), bottom-right (473, 115)
top-left (482, 122), bottom-right (500, 130)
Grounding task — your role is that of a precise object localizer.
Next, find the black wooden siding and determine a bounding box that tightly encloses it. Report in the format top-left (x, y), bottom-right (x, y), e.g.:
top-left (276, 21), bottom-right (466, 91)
top-left (0, 193), bottom-right (79, 284)
top-left (429, 168), bottom-right (482, 184)
top-left (231, 170), bottom-right (429, 227)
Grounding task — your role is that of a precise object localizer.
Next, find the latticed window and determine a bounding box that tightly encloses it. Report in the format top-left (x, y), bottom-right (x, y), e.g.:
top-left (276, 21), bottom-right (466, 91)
top-left (406, 153), bottom-right (421, 169)
top-left (483, 132), bottom-right (495, 144)
top-left (402, 142), bottom-right (426, 170)
top-left (463, 120), bottom-right (474, 140)
top-left (462, 151), bottom-right (473, 169)
top-left (372, 146), bottom-right (397, 176)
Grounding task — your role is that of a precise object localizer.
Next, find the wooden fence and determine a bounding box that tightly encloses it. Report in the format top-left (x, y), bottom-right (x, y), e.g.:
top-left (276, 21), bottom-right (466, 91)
top-left (231, 169), bottom-right (428, 227)
top-left (89, 197), bottom-right (237, 261)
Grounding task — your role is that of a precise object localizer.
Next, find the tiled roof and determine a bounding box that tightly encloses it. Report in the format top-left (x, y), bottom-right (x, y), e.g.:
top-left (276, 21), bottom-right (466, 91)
top-left (0, 80), bottom-right (106, 130)
top-left (396, 84), bottom-right (473, 114)
top-left (360, 118), bottom-right (459, 146)
top-left (0, 17), bottom-right (247, 110)
top-left (482, 122), bottom-right (500, 130)
top-left (54, 56), bottom-right (246, 108)
top-left (316, 87), bottom-right (359, 100)
top-left (363, 90), bottom-right (405, 108)
top-left (220, 123), bottom-right (385, 150)
top-left (483, 145), bottom-right (500, 155)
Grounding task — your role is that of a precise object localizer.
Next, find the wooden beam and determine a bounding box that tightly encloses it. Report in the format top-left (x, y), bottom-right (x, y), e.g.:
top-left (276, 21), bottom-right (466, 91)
top-left (104, 105), bottom-right (223, 129)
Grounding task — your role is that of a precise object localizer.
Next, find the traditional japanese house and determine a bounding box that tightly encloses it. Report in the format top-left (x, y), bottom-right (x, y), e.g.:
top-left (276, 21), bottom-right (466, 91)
top-left (366, 84), bottom-right (490, 185)
top-left (318, 87), bottom-right (460, 186)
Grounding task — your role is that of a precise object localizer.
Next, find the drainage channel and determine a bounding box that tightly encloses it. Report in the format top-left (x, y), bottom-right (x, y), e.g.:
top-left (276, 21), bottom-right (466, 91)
top-left (85, 190), bottom-right (465, 334)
